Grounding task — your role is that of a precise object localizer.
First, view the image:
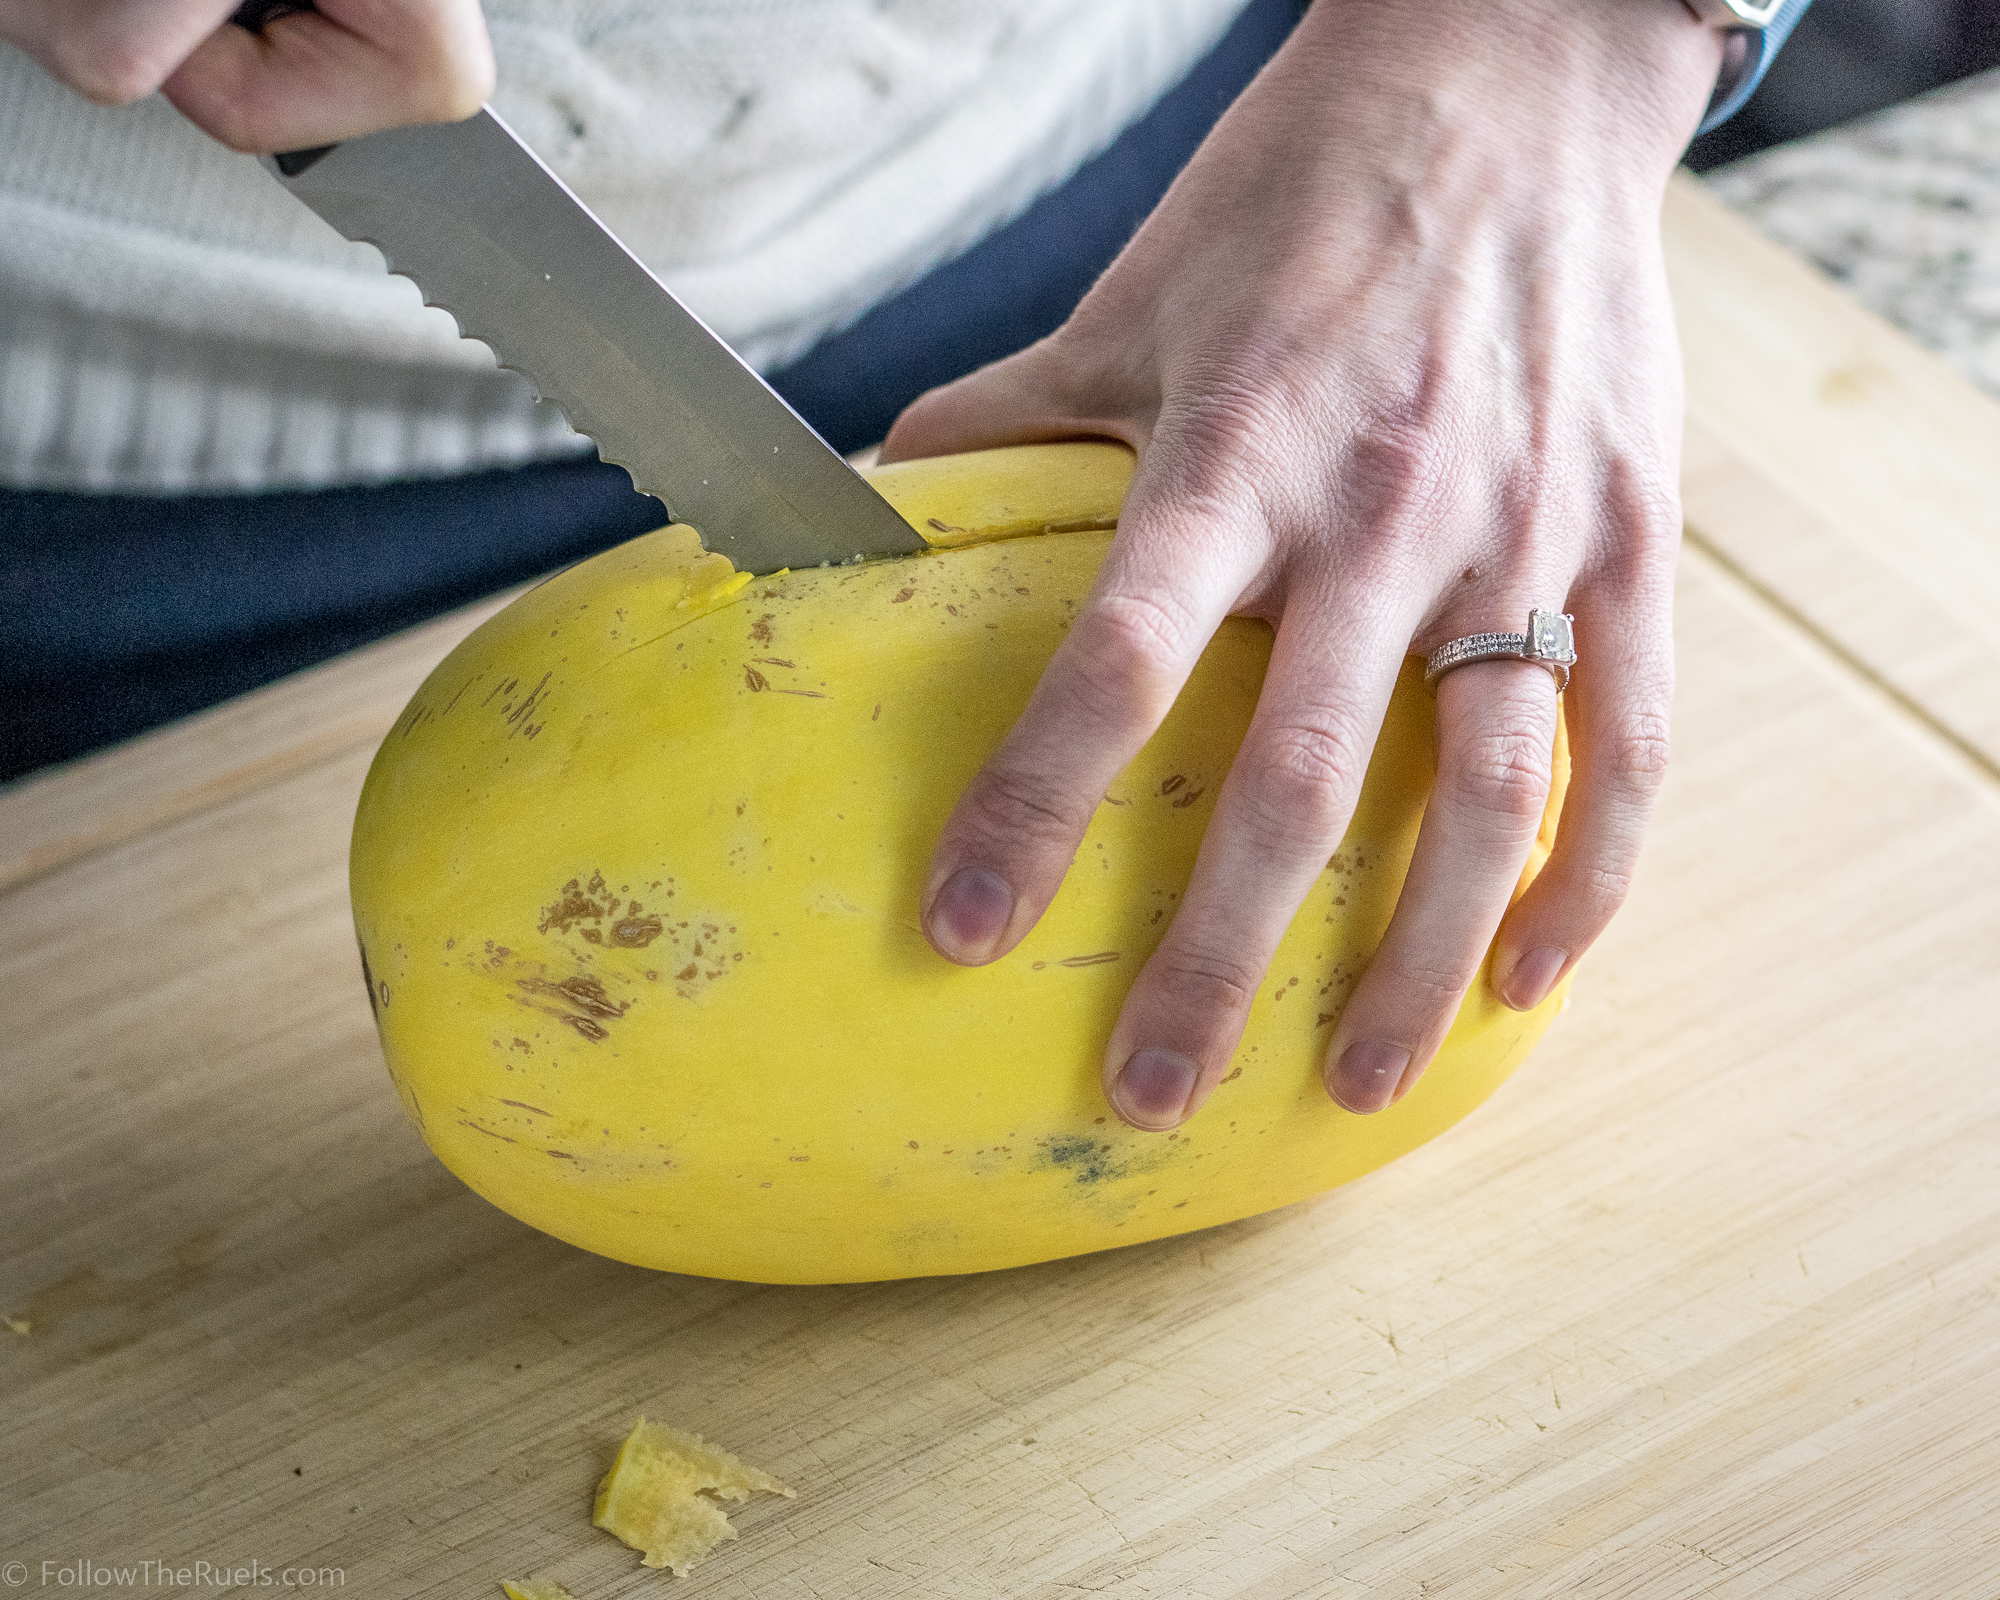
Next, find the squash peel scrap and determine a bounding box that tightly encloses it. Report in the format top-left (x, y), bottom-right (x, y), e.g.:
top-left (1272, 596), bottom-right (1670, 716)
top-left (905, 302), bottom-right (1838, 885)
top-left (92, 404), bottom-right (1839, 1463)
top-left (499, 1580), bottom-right (576, 1600)
top-left (592, 1417), bottom-right (795, 1577)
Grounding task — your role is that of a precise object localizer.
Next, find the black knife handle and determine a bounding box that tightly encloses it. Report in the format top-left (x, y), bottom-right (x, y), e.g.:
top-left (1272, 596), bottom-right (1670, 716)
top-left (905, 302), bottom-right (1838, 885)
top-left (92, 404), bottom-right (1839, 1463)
top-left (228, 0), bottom-right (339, 174)
top-left (229, 0), bottom-right (317, 34)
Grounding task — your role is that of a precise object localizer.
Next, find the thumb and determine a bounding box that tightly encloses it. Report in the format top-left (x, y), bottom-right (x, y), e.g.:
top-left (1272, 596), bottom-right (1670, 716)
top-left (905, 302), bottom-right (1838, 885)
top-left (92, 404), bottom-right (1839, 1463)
top-left (878, 334), bottom-right (1144, 465)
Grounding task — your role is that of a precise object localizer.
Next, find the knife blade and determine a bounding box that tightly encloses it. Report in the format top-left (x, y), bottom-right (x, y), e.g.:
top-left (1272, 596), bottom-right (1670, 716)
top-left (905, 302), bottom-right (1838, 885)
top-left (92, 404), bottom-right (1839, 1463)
top-left (260, 109), bottom-right (927, 575)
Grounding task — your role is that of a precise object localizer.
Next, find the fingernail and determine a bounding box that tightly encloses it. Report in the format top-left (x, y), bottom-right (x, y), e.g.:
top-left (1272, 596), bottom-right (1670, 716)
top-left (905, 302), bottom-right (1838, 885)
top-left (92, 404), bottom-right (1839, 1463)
top-left (1112, 1048), bottom-right (1199, 1130)
top-left (1329, 1040), bottom-right (1411, 1114)
top-left (925, 865), bottom-right (1014, 963)
top-left (1501, 946), bottom-right (1567, 1011)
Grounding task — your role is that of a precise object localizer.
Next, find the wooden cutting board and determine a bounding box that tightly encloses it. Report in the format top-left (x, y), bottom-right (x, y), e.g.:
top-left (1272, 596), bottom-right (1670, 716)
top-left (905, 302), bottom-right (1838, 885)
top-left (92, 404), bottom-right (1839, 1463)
top-left (4, 177), bottom-right (1998, 1599)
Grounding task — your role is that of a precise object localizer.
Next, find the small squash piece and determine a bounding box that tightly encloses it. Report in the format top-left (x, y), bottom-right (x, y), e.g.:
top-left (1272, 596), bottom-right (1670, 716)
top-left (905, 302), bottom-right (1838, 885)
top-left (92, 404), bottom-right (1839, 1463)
top-left (592, 1418), bottom-right (794, 1577)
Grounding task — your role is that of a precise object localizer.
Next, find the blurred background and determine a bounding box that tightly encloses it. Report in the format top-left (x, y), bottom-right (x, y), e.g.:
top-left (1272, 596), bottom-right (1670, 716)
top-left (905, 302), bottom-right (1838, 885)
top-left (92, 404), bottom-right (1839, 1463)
top-left (1686, 0), bottom-right (2000, 166)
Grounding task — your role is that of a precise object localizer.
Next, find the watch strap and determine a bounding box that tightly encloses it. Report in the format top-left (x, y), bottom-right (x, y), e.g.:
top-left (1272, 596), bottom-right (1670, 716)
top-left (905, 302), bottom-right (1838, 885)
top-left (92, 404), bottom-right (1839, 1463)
top-left (1681, 0), bottom-right (1784, 26)
top-left (1692, 0), bottom-right (1816, 134)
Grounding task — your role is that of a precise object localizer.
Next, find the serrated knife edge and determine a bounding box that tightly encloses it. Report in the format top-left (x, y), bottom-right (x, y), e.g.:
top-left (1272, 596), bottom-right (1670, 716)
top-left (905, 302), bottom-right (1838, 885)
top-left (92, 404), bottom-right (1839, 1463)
top-left (261, 108), bottom-right (926, 574)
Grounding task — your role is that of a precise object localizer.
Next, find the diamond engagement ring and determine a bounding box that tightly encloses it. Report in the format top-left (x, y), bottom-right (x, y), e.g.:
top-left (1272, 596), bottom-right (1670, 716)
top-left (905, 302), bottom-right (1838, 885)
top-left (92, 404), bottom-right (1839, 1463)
top-left (1424, 609), bottom-right (1576, 693)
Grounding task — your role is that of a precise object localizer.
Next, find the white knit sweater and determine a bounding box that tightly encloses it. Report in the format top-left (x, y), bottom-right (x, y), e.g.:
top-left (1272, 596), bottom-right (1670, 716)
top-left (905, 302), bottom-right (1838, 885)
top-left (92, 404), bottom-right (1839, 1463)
top-left (0, 1), bottom-right (1250, 494)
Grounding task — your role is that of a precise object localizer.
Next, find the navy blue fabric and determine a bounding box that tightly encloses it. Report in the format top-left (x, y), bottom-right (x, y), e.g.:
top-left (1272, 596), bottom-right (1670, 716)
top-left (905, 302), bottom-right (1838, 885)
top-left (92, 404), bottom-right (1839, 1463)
top-left (0, 0), bottom-right (1302, 782)
top-left (0, 458), bottom-right (669, 777)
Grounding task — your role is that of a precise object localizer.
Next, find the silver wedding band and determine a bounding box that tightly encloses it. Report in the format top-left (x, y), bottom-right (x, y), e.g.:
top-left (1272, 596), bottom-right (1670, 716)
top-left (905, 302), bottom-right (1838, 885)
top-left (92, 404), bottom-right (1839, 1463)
top-left (1425, 609), bottom-right (1576, 694)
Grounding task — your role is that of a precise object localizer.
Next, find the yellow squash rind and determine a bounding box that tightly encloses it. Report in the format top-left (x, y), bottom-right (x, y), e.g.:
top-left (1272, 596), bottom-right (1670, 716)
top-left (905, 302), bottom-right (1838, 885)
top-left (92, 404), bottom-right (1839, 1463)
top-left (350, 444), bottom-right (1566, 1283)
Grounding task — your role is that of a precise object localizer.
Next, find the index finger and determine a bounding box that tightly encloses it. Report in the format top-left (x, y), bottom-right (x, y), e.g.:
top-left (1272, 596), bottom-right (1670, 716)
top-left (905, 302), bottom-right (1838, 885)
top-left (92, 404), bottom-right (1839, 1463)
top-left (1098, 582), bottom-right (1413, 1128)
top-left (920, 488), bottom-right (1261, 968)
top-left (163, 0), bottom-right (494, 152)
top-left (3, 0), bottom-right (236, 106)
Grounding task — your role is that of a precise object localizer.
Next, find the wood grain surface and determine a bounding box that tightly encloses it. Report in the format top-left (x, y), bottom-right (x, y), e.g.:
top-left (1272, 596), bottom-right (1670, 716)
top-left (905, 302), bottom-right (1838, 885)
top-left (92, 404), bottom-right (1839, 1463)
top-left (4, 178), bottom-right (1998, 1599)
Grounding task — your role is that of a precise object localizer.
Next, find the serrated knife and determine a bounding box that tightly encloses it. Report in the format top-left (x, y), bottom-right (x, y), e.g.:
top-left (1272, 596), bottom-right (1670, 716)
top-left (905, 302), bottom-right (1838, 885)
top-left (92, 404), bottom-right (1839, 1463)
top-left (259, 108), bottom-right (926, 575)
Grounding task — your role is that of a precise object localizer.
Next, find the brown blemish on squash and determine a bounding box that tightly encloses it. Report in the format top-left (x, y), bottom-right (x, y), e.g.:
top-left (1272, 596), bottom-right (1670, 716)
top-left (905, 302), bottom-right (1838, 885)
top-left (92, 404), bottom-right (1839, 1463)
top-left (743, 659), bottom-right (827, 699)
top-left (504, 672), bottom-right (552, 740)
top-left (540, 872), bottom-right (614, 935)
top-left (358, 940), bottom-right (380, 1020)
top-left (513, 973), bottom-right (629, 1041)
top-left (520, 974), bottom-right (626, 1019)
top-left (540, 873), bottom-right (662, 947)
top-left (530, 875), bottom-right (742, 1001)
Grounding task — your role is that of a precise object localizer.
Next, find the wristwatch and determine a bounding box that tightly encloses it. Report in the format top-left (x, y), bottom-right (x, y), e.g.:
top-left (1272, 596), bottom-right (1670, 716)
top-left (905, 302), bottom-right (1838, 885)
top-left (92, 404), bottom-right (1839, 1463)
top-left (1681, 0), bottom-right (1814, 133)
top-left (1679, 0), bottom-right (1781, 23)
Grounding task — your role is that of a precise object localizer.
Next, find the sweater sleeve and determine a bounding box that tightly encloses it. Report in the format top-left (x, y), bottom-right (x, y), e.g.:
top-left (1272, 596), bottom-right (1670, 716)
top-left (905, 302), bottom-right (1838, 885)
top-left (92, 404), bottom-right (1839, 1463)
top-left (1696, 0), bottom-right (1816, 134)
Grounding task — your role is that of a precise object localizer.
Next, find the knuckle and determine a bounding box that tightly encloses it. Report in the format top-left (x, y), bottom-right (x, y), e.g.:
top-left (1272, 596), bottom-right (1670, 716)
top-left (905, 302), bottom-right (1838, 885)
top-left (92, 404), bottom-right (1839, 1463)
top-left (1351, 423), bottom-right (1440, 497)
top-left (1094, 590), bottom-right (1195, 669)
top-left (1606, 710), bottom-right (1673, 797)
top-left (1341, 418), bottom-right (1454, 531)
top-left (59, 41), bottom-right (160, 106)
top-left (1147, 943), bottom-right (1263, 1022)
top-left (1167, 384), bottom-right (1277, 462)
top-left (1578, 860), bottom-right (1637, 916)
top-left (1607, 455), bottom-right (1685, 542)
top-left (1063, 589), bottom-right (1201, 716)
top-left (957, 763), bottom-right (1095, 858)
top-left (1371, 952), bottom-right (1477, 1013)
top-left (1241, 715), bottom-right (1371, 838)
top-left (1148, 379), bottom-right (1298, 506)
top-left (1453, 726), bottom-right (1554, 829)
